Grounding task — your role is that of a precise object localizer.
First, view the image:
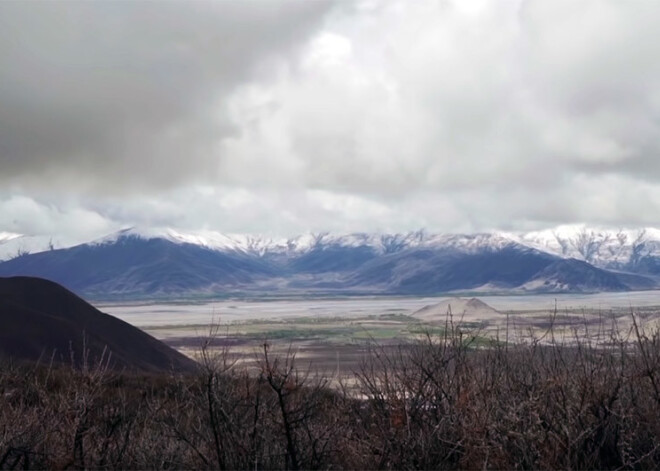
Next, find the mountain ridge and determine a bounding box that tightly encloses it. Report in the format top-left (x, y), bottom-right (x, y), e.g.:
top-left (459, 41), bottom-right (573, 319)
top-left (6, 225), bottom-right (660, 264)
top-left (1, 226), bottom-right (659, 298)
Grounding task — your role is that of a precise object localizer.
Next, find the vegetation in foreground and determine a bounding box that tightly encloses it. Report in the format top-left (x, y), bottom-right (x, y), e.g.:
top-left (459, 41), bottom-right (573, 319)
top-left (3, 315), bottom-right (660, 469)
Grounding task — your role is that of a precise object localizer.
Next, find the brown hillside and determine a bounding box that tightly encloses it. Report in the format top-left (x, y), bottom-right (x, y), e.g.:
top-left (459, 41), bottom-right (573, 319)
top-left (0, 276), bottom-right (197, 372)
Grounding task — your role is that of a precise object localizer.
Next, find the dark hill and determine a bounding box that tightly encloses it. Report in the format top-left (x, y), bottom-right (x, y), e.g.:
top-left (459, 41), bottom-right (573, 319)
top-left (0, 276), bottom-right (197, 372)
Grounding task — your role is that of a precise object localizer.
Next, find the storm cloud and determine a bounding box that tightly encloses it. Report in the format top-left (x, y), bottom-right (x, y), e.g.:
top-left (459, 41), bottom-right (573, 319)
top-left (0, 1), bottom-right (331, 191)
top-left (2, 0), bottom-right (660, 239)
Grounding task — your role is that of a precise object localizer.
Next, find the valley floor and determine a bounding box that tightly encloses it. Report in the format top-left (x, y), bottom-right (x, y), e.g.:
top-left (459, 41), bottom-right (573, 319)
top-left (101, 291), bottom-right (660, 380)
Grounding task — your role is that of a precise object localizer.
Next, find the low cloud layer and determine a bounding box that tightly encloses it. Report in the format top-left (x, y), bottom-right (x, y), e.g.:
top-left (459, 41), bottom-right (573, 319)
top-left (2, 0), bottom-right (660, 239)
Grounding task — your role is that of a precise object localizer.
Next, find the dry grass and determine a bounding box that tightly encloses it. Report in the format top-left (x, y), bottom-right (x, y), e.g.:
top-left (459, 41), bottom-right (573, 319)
top-left (3, 311), bottom-right (660, 469)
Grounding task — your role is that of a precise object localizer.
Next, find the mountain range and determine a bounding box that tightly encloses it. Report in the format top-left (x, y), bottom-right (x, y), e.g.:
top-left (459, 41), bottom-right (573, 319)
top-left (1, 226), bottom-right (659, 299)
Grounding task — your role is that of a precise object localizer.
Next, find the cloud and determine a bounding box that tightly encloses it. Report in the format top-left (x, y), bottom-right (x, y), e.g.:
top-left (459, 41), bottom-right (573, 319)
top-left (0, 1), bottom-right (332, 193)
top-left (2, 0), bottom-right (660, 236)
top-left (216, 0), bottom-right (660, 229)
top-left (0, 194), bottom-right (113, 245)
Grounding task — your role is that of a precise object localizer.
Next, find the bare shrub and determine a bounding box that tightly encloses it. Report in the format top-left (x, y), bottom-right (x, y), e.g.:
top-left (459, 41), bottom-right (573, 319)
top-left (4, 311), bottom-right (660, 469)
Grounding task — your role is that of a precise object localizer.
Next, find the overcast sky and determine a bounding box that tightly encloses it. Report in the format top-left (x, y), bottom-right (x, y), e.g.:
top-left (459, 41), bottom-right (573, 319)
top-left (2, 0), bottom-right (660, 243)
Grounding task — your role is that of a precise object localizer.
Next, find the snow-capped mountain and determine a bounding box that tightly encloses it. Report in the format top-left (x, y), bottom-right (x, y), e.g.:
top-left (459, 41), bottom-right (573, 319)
top-left (80, 225), bottom-right (660, 269)
top-left (90, 227), bottom-right (291, 257)
top-left (1, 226), bottom-right (659, 298)
top-left (511, 225), bottom-right (660, 271)
top-left (7, 225), bottom-right (660, 265)
top-left (83, 227), bottom-right (528, 257)
top-left (0, 230), bottom-right (279, 298)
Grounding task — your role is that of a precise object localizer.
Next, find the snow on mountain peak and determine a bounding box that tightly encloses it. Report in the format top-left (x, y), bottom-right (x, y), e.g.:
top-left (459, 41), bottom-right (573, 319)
top-left (511, 226), bottom-right (660, 267)
top-left (8, 225), bottom-right (660, 268)
top-left (0, 233), bottom-right (60, 261)
top-left (69, 227), bottom-right (562, 258)
top-left (89, 227), bottom-right (291, 256)
top-left (165, 229), bottom-right (290, 256)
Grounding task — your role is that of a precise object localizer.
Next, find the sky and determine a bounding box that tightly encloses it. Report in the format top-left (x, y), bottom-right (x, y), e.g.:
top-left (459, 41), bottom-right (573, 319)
top-left (1, 0), bottom-right (660, 244)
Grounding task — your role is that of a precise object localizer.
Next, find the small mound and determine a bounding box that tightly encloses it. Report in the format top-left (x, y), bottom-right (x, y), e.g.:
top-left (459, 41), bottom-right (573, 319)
top-left (412, 297), bottom-right (500, 322)
top-left (0, 276), bottom-right (197, 372)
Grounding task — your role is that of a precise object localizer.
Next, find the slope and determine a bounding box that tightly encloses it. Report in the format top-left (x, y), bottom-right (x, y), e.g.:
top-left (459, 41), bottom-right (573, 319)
top-left (0, 276), bottom-right (197, 372)
top-left (346, 244), bottom-right (559, 294)
top-left (520, 258), bottom-right (652, 292)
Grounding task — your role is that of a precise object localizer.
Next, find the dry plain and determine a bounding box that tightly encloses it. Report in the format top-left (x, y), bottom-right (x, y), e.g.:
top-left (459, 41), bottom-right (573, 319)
top-left (100, 291), bottom-right (660, 379)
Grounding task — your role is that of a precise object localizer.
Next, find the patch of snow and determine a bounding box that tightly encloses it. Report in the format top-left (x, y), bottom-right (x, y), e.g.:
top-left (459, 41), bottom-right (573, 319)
top-left (88, 227), bottom-right (290, 256)
top-left (0, 234), bottom-right (63, 261)
top-left (0, 232), bottom-right (21, 244)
